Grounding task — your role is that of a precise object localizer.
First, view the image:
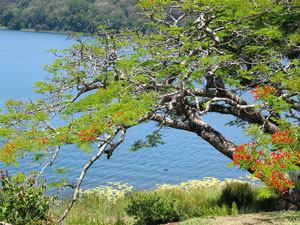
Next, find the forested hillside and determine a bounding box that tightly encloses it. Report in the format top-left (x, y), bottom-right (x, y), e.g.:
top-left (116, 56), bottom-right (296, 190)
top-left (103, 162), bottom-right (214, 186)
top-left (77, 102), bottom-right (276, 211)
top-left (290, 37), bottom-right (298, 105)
top-left (0, 0), bottom-right (143, 33)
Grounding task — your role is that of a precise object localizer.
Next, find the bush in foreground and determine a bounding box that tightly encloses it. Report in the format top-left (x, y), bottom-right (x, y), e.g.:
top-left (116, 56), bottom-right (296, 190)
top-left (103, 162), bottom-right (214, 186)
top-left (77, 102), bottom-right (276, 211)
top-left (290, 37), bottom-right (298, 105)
top-left (126, 191), bottom-right (180, 225)
top-left (0, 170), bottom-right (54, 225)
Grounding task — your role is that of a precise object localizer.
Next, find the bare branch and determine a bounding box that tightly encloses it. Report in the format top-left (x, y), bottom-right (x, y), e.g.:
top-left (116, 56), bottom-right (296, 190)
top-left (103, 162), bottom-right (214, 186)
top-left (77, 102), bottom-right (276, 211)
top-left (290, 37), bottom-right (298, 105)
top-left (36, 146), bottom-right (61, 181)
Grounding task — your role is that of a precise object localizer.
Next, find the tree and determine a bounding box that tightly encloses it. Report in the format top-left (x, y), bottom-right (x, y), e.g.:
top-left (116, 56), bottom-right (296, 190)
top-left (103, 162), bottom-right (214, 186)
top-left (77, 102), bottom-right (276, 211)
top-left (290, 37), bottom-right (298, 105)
top-left (0, 0), bottom-right (299, 222)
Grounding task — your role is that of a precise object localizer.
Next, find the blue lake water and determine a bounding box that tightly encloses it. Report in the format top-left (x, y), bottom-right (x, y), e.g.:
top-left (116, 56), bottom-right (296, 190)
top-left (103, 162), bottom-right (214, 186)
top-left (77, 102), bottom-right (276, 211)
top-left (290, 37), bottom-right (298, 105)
top-left (0, 30), bottom-right (250, 193)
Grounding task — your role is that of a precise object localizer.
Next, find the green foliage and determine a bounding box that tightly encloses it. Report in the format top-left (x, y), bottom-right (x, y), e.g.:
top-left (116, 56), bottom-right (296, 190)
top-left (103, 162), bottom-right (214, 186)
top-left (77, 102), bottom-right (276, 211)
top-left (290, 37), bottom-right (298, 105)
top-left (129, 132), bottom-right (165, 151)
top-left (201, 204), bottom-right (231, 216)
top-left (0, 170), bottom-right (55, 225)
top-left (126, 191), bottom-right (181, 225)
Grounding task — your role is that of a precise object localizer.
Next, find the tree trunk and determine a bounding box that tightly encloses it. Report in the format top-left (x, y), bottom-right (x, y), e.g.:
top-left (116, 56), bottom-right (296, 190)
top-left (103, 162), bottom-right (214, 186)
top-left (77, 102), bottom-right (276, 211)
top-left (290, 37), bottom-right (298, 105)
top-left (284, 188), bottom-right (300, 208)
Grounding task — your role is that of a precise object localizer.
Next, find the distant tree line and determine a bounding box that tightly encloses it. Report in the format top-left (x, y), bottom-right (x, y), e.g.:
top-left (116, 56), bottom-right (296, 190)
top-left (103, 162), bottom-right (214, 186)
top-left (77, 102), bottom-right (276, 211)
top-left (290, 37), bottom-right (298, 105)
top-left (0, 0), bottom-right (144, 33)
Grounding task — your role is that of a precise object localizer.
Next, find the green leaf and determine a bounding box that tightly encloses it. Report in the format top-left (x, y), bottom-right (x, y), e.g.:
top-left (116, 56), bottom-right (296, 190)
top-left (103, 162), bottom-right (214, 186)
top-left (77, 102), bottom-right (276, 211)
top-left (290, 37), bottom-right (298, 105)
top-left (226, 161), bottom-right (236, 168)
top-left (257, 186), bottom-right (273, 198)
top-left (288, 164), bottom-right (300, 171)
top-left (48, 182), bottom-right (64, 188)
top-left (78, 142), bottom-right (93, 154)
top-left (12, 162), bottom-right (19, 167)
top-left (32, 153), bottom-right (46, 161)
top-left (54, 168), bottom-right (70, 174)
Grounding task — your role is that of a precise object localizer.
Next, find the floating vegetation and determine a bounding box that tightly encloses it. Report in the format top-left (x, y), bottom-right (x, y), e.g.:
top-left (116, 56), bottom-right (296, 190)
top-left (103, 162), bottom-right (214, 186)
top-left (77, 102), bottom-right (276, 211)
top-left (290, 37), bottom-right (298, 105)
top-left (156, 175), bottom-right (261, 191)
top-left (74, 176), bottom-right (262, 205)
top-left (79, 182), bottom-right (134, 202)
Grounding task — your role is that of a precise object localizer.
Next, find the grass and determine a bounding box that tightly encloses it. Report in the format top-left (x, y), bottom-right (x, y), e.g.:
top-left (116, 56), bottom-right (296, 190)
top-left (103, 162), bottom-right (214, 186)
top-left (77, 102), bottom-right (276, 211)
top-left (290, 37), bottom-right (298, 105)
top-left (51, 182), bottom-right (135, 225)
top-left (52, 194), bottom-right (133, 225)
top-left (50, 178), bottom-right (299, 225)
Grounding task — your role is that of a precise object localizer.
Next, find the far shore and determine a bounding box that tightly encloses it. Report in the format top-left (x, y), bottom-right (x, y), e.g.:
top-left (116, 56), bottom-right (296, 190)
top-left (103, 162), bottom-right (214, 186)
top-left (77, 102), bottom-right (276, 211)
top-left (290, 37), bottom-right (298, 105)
top-left (0, 27), bottom-right (91, 36)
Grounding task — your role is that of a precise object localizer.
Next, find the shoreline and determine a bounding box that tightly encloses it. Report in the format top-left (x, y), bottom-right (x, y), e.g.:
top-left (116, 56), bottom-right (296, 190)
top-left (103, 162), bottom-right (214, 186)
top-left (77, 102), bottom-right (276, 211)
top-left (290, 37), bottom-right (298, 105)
top-left (0, 27), bottom-right (91, 36)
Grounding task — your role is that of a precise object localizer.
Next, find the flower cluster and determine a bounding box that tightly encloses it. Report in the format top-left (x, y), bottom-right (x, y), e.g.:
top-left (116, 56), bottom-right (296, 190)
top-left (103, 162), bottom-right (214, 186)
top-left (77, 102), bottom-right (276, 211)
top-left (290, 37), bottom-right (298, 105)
top-left (233, 143), bottom-right (257, 166)
top-left (1, 169), bottom-right (8, 179)
top-left (107, 112), bottom-right (125, 128)
top-left (270, 150), bottom-right (292, 163)
top-left (265, 170), bottom-right (293, 195)
top-left (271, 129), bottom-right (295, 144)
top-left (42, 138), bottom-right (49, 144)
top-left (78, 127), bottom-right (98, 142)
top-left (251, 84), bottom-right (275, 100)
top-left (2, 142), bottom-right (17, 156)
top-left (233, 138), bottom-right (298, 195)
top-left (112, 112), bottom-right (125, 117)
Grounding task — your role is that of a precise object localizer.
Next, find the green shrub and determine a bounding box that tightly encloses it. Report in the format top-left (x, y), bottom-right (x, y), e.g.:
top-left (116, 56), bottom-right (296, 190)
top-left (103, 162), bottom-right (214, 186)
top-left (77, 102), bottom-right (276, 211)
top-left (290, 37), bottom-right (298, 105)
top-left (201, 204), bottom-right (231, 216)
top-left (125, 191), bottom-right (180, 225)
top-left (219, 181), bottom-right (286, 212)
top-left (0, 170), bottom-right (55, 225)
top-left (219, 182), bottom-right (255, 210)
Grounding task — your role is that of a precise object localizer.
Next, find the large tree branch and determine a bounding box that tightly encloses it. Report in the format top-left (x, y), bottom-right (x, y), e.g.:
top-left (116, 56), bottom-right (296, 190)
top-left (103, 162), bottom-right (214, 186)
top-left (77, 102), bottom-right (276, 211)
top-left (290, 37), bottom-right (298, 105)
top-left (209, 104), bottom-right (280, 133)
top-left (189, 115), bottom-right (237, 160)
top-left (151, 112), bottom-right (237, 160)
top-left (162, 88), bottom-right (280, 133)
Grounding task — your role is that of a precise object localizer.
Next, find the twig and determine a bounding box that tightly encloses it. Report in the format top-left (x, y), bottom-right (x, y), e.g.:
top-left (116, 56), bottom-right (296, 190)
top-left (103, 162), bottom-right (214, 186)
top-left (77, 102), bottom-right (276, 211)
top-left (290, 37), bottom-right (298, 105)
top-left (36, 146), bottom-right (61, 181)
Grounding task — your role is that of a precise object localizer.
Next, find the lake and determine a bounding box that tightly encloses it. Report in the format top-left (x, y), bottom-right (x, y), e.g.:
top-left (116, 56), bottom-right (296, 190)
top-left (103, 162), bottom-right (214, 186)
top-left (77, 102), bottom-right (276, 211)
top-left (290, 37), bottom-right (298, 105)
top-left (0, 30), bottom-right (249, 193)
